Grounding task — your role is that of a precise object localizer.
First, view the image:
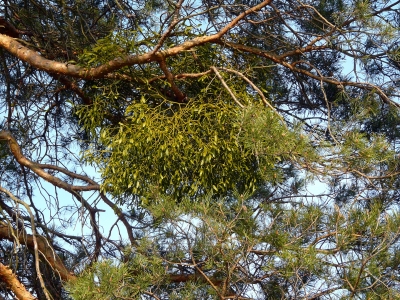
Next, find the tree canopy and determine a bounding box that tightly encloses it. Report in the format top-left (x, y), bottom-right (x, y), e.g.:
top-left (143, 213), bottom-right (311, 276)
top-left (0, 0), bottom-right (400, 299)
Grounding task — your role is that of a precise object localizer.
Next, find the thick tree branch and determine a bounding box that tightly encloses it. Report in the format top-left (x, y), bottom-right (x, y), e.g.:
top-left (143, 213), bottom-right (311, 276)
top-left (0, 1), bottom-right (272, 79)
top-left (0, 221), bottom-right (76, 282)
top-left (0, 263), bottom-right (37, 300)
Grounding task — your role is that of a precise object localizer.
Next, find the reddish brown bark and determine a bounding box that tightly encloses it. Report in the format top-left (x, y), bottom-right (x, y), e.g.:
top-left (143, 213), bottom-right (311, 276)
top-left (0, 1), bottom-right (272, 79)
top-left (0, 130), bottom-right (104, 264)
top-left (0, 130), bottom-right (99, 192)
top-left (0, 222), bottom-right (76, 282)
top-left (0, 18), bottom-right (20, 38)
top-left (0, 262), bottom-right (37, 300)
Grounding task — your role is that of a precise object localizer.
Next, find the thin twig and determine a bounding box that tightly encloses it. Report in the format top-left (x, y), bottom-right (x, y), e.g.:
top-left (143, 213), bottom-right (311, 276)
top-left (211, 66), bottom-right (244, 108)
top-left (217, 67), bottom-right (286, 124)
top-left (0, 186), bottom-right (52, 300)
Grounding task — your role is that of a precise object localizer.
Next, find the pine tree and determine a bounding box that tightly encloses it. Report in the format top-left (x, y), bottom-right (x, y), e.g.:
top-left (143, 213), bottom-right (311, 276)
top-left (0, 0), bottom-right (399, 299)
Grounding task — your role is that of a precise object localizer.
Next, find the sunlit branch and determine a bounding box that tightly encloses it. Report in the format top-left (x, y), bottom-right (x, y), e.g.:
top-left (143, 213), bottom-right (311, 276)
top-left (0, 262), bottom-right (37, 300)
top-left (159, 58), bottom-right (187, 102)
top-left (217, 67), bottom-right (285, 123)
top-left (0, 219), bottom-right (76, 282)
top-left (0, 1), bottom-right (272, 79)
top-left (147, 70), bottom-right (212, 83)
top-left (223, 41), bottom-right (400, 107)
top-left (0, 130), bottom-right (99, 192)
top-left (211, 66), bottom-right (244, 108)
top-left (151, 0), bottom-right (185, 54)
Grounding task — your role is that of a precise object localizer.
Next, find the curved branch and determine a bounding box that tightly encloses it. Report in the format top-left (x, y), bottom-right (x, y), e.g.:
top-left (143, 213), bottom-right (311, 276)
top-left (0, 220), bottom-right (76, 282)
top-left (0, 130), bottom-right (104, 263)
top-left (0, 1), bottom-right (272, 79)
top-left (0, 18), bottom-right (28, 38)
top-left (0, 198), bottom-right (83, 243)
top-left (0, 130), bottom-right (99, 192)
top-left (0, 187), bottom-right (52, 299)
top-left (54, 76), bottom-right (93, 105)
top-left (151, 0), bottom-right (185, 54)
top-left (99, 193), bottom-right (137, 246)
top-left (216, 67), bottom-right (286, 124)
top-left (223, 41), bottom-right (400, 107)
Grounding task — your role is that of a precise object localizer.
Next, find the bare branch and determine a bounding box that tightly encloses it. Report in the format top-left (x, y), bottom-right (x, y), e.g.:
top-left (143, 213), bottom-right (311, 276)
top-left (159, 59), bottom-right (187, 102)
top-left (0, 1), bottom-right (272, 79)
top-left (223, 41), bottom-right (400, 107)
top-left (151, 0), bottom-right (185, 54)
top-left (0, 262), bottom-right (37, 300)
top-left (0, 186), bottom-right (52, 300)
top-left (217, 67), bottom-right (286, 124)
top-left (211, 66), bottom-right (244, 108)
top-left (0, 220), bottom-right (76, 282)
top-left (0, 130), bottom-right (99, 192)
